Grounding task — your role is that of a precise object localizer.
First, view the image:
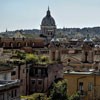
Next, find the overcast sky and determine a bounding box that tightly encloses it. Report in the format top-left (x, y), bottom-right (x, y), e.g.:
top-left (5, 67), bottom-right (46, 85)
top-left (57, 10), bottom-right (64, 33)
top-left (0, 0), bottom-right (100, 32)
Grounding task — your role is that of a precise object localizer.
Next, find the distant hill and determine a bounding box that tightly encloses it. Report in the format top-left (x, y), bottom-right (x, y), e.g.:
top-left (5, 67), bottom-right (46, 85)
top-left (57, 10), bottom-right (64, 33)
top-left (57, 27), bottom-right (100, 35)
top-left (0, 29), bottom-right (40, 38)
top-left (1, 27), bottom-right (100, 38)
top-left (57, 27), bottom-right (100, 38)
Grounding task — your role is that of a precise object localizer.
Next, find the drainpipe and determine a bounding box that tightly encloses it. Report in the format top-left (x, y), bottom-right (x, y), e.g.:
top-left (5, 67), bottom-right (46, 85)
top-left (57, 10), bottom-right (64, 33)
top-left (93, 72), bottom-right (96, 100)
top-left (18, 63), bottom-right (21, 79)
top-left (26, 63), bottom-right (28, 95)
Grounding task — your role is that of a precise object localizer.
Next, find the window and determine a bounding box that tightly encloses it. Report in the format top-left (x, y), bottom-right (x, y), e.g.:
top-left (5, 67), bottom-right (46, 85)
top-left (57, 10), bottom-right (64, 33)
top-left (23, 69), bottom-right (25, 73)
top-left (0, 93), bottom-right (4, 100)
top-left (3, 42), bottom-right (6, 47)
top-left (32, 80), bottom-right (35, 84)
top-left (11, 71), bottom-right (16, 76)
top-left (3, 74), bottom-right (7, 80)
top-left (20, 79), bottom-right (23, 84)
top-left (17, 42), bottom-right (21, 47)
top-left (25, 42), bottom-right (28, 46)
top-left (88, 82), bottom-right (93, 91)
top-left (79, 82), bottom-right (83, 91)
top-left (52, 52), bottom-right (55, 60)
top-left (11, 90), bottom-right (14, 98)
top-left (15, 89), bottom-right (17, 97)
top-left (68, 59), bottom-right (71, 62)
top-left (13, 37), bottom-right (15, 41)
top-left (38, 69), bottom-right (41, 75)
top-left (85, 52), bottom-right (88, 62)
top-left (26, 69), bottom-right (28, 73)
top-left (35, 69), bottom-right (38, 74)
top-left (45, 69), bottom-right (48, 76)
top-left (11, 90), bottom-right (17, 98)
top-left (10, 42), bottom-right (13, 47)
top-left (23, 37), bottom-right (25, 41)
top-left (32, 43), bottom-right (34, 47)
top-left (38, 80), bottom-right (42, 85)
top-left (79, 82), bottom-right (84, 95)
top-left (42, 69), bottom-right (47, 76)
top-left (42, 69), bottom-right (45, 75)
top-left (7, 91), bottom-right (11, 99)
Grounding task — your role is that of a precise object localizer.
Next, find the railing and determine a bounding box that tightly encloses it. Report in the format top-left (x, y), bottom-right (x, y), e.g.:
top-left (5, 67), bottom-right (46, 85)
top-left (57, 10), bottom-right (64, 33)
top-left (78, 90), bottom-right (87, 97)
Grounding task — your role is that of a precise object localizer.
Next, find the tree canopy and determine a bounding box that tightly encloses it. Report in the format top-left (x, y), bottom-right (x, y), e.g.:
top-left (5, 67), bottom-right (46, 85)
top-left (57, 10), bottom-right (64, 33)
top-left (25, 54), bottom-right (38, 64)
top-left (49, 79), bottom-right (68, 100)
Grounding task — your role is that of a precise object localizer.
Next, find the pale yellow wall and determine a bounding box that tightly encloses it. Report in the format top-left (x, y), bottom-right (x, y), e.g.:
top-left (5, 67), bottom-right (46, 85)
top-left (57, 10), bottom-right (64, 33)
top-left (64, 74), bottom-right (100, 100)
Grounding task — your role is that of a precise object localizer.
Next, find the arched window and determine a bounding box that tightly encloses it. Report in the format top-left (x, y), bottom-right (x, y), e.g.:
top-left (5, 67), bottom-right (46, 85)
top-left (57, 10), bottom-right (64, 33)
top-left (32, 43), bottom-right (34, 47)
top-left (23, 37), bottom-right (25, 41)
top-left (9, 42), bottom-right (13, 47)
top-left (3, 42), bottom-right (6, 47)
top-left (85, 52), bottom-right (88, 62)
top-left (17, 42), bottom-right (21, 47)
top-left (52, 52), bottom-right (55, 61)
top-left (25, 42), bottom-right (28, 46)
top-left (13, 37), bottom-right (15, 41)
top-left (68, 59), bottom-right (71, 62)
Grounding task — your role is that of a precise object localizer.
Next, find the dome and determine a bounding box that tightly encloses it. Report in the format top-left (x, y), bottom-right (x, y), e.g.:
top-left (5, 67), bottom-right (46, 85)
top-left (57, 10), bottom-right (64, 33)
top-left (84, 34), bottom-right (93, 42)
top-left (83, 34), bottom-right (94, 47)
top-left (41, 8), bottom-right (56, 26)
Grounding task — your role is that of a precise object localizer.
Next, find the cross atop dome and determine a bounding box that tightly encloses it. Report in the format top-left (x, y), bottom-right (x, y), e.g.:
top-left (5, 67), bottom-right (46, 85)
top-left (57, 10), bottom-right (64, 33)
top-left (48, 6), bottom-right (49, 10)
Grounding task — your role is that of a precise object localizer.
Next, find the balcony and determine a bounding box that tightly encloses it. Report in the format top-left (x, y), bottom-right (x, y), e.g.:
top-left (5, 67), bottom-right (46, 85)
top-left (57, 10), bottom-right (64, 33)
top-left (78, 90), bottom-right (87, 97)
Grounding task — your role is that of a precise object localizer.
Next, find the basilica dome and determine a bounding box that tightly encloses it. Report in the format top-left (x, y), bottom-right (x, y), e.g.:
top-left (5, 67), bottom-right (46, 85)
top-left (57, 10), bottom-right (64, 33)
top-left (41, 8), bottom-right (56, 26)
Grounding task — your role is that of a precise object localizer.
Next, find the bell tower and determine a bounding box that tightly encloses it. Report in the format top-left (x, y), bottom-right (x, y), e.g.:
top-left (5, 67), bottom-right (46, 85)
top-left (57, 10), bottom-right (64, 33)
top-left (49, 37), bottom-right (61, 62)
top-left (81, 34), bottom-right (94, 63)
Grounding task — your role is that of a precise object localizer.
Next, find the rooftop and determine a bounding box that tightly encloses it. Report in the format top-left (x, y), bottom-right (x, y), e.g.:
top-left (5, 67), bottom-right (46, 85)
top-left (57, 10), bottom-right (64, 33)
top-left (64, 71), bottom-right (93, 75)
top-left (0, 62), bottom-right (13, 72)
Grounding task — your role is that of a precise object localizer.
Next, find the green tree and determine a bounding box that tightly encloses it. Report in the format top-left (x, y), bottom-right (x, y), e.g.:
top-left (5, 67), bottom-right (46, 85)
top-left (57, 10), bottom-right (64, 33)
top-left (17, 51), bottom-right (26, 59)
top-left (69, 92), bottom-right (80, 100)
top-left (25, 54), bottom-right (38, 64)
top-left (50, 80), bottom-right (68, 100)
top-left (32, 93), bottom-right (47, 100)
top-left (40, 55), bottom-right (49, 62)
top-left (21, 93), bottom-right (47, 100)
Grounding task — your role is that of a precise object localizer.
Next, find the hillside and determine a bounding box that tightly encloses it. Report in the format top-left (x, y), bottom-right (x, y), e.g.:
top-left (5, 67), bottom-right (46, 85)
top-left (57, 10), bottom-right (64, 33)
top-left (1, 27), bottom-right (100, 38)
